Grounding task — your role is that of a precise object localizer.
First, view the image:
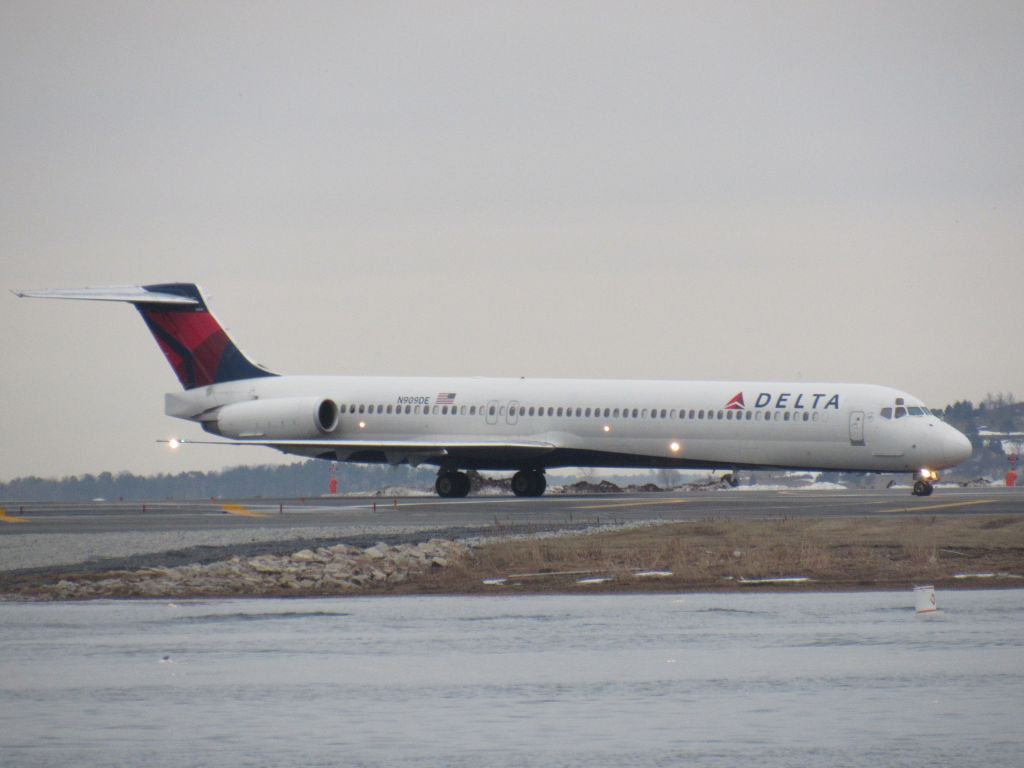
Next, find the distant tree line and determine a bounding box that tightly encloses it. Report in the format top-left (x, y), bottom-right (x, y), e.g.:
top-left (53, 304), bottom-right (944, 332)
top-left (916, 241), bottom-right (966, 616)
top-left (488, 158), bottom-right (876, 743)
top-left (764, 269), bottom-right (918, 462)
top-left (942, 393), bottom-right (1022, 476)
top-left (0, 462), bottom-right (435, 502)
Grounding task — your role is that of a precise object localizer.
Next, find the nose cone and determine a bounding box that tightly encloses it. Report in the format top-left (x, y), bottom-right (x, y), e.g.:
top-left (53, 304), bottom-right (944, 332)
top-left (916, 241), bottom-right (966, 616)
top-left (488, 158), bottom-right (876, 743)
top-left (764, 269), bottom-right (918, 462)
top-left (944, 429), bottom-right (972, 466)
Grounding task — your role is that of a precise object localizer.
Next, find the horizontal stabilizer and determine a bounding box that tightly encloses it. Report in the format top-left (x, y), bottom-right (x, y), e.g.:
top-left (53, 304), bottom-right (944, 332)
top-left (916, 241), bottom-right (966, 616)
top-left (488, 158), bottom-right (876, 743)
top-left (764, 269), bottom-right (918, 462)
top-left (13, 286), bottom-right (199, 305)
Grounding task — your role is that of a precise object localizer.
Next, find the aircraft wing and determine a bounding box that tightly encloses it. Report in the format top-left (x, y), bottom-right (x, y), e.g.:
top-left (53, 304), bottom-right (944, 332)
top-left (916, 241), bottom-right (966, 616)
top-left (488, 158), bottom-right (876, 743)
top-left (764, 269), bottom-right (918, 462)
top-left (162, 438), bottom-right (557, 466)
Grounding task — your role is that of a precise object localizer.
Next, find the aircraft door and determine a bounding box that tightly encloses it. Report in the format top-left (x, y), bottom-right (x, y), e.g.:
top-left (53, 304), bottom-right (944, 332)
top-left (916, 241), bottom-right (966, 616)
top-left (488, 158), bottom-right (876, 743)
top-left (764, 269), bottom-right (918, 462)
top-left (485, 400), bottom-right (499, 426)
top-left (849, 411), bottom-right (865, 446)
top-left (507, 400), bottom-right (520, 426)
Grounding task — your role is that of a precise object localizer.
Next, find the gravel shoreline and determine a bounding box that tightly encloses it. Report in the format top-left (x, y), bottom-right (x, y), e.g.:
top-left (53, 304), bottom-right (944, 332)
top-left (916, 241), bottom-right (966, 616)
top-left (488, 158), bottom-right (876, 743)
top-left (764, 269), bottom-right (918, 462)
top-left (5, 514), bottom-right (1023, 601)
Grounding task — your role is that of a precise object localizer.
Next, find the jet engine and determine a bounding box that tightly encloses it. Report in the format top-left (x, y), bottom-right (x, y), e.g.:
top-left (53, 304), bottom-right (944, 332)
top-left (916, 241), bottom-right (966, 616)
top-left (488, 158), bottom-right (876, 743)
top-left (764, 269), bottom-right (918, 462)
top-left (211, 397), bottom-right (339, 439)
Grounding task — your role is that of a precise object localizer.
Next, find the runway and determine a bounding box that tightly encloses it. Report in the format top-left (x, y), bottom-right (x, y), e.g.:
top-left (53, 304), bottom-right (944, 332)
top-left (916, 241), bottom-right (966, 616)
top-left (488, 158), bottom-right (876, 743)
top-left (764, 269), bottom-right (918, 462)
top-left (1, 486), bottom-right (1020, 538)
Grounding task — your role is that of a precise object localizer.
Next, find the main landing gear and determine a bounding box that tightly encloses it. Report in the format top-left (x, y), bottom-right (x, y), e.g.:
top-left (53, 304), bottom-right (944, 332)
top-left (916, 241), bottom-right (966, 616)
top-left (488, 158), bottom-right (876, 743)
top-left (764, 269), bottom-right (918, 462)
top-left (435, 471), bottom-right (471, 498)
top-left (511, 469), bottom-right (546, 497)
top-left (434, 468), bottom-right (548, 498)
top-left (912, 469), bottom-right (938, 497)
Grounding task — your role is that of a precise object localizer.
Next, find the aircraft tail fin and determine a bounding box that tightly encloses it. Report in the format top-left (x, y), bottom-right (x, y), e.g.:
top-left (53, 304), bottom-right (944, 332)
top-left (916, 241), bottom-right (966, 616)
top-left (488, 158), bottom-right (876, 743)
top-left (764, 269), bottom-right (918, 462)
top-left (14, 283), bottom-right (277, 389)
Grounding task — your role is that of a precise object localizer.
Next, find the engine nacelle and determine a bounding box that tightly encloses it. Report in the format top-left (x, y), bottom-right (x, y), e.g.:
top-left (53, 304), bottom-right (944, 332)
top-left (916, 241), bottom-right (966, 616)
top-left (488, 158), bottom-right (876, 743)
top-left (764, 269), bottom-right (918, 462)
top-left (212, 397), bottom-right (339, 439)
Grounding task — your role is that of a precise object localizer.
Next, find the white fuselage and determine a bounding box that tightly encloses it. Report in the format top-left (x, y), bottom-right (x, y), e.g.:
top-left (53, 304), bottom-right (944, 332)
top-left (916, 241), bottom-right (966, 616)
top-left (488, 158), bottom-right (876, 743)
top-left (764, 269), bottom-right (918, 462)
top-left (167, 375), bottom-right (972, 474)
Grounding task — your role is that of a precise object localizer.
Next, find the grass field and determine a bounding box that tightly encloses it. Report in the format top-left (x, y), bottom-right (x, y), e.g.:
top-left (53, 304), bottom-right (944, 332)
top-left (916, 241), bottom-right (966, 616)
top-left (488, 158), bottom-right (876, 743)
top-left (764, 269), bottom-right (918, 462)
top-left (414, 514), bottom-right (1024, 594)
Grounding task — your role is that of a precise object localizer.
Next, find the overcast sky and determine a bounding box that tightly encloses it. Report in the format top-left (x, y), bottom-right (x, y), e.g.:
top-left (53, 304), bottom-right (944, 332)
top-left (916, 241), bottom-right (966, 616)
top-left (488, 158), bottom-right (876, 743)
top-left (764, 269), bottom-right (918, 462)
top-left (2, 1), bottom-right (1021, 481)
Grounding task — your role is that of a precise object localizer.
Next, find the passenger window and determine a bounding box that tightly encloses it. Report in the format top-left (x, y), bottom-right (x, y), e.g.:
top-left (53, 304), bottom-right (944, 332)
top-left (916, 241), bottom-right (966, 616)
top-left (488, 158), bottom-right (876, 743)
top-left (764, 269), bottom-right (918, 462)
top-left (803, 412), bottom-right (809, 422)
top-left (557, 407), bottom-right (564, 417)
top-left (880, 407), bottom-right (892, 419)
top-left (528, 406), bottom-right (535, 416)
top-left (895, 407), bottom-right (907, 418)
top-left (489, 406), bottom-right (496, 416)
top-left (508, 406), bottom-right (516, 417)
top-left (660, 409), bottom-right (667, 418)
top-left (441, 406), bottom-right (448, 415)
top-left (746, 411), bottom-right (752, 421)
top-left (784, 412), bottom-right (791, 421)
top-left (358, 404), bottom-right (365, 414)
top-left (632, 409), bottom-right (639, 418)
top-left (584, 408), bottom-right (591, 417)
top-left (726, 411), bottom-right (733, 420)
top-left (576, 408), bottom-right (582, 417)
top-left (470, 406), bottom-right (476, 416)
top-left (670, 409), bottom-right (676, 419)
top-left (716, 410), bottom-right (723, 420)
top-left (698, 410), bottom-right (705, 419)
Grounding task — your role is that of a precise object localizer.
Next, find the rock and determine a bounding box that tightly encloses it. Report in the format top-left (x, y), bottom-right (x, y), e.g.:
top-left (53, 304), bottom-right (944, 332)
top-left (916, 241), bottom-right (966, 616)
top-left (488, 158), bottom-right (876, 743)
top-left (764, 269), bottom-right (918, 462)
top-left (250, 557), bottom-right (286, 574)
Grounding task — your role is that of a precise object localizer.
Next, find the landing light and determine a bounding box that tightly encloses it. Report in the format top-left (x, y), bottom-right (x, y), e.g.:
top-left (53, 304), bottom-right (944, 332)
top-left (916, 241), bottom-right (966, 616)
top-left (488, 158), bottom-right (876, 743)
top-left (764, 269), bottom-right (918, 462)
top-left (603, 425), bottom-right (611, 433)
top-left (168, 438), bottom-right (181, 450)
top-left (358, 421), bottom-right (367, 429)
top-left (669, 441), bottom-right (681, 453)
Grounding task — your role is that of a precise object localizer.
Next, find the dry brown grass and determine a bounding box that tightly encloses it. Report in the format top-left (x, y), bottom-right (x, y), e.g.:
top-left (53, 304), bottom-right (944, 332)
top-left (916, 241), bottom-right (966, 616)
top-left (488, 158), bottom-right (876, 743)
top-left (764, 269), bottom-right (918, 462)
top-left (414, 515), bottom-right (1024, 594)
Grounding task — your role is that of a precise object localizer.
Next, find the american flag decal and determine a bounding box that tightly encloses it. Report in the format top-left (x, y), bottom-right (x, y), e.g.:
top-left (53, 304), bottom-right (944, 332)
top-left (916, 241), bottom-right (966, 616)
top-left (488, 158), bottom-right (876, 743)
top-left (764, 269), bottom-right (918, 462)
top-left (436, 392), bottom-right (456, 405)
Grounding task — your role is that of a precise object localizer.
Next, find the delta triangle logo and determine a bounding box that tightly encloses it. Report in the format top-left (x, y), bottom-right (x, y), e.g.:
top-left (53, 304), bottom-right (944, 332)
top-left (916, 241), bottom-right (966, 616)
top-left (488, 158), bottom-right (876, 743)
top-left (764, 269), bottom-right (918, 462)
top-left (724, 392), bottom-right (745, 410)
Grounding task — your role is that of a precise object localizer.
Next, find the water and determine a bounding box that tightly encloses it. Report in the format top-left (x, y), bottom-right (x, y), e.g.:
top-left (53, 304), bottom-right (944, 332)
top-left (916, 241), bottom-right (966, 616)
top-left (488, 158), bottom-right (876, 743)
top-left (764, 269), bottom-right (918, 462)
top-left (1, 590), bottom-right (1022, 767)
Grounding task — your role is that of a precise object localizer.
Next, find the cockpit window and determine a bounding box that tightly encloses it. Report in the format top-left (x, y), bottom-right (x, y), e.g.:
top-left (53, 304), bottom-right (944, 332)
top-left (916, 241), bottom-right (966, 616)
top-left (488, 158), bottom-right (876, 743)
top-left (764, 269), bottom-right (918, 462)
top-left (894, 406), bottom-right (907, 418)
top-left (880, 407), bottom-right (892, 419)
top-left (908, 406), bottom-right (925, 416)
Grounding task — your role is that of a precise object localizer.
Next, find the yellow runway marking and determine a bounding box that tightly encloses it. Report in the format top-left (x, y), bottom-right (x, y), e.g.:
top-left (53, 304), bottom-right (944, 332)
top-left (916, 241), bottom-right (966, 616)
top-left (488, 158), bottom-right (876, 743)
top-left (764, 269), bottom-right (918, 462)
top-left (572, 499), bottom-right (691, 510)
top-left (0, 508), bottom-right (29, 523)
top-left (879, 499), bottom-right (998, 514)
top-left (221, 504), bottom-right (270, 518)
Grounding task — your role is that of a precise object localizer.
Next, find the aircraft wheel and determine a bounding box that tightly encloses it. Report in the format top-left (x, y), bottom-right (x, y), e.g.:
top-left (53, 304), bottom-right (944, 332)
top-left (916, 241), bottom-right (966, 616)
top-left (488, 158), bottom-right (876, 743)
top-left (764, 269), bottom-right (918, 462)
top-left (912, 480), bottom-right (934, 497)
top-left (512, 470), bottom-right (546, 497)
top-left (436, 472), bottom-right (469, 498)
top-left (531, 472), bottom-right (547, 497)
top-left (511, 471), bottom-right (532, 497)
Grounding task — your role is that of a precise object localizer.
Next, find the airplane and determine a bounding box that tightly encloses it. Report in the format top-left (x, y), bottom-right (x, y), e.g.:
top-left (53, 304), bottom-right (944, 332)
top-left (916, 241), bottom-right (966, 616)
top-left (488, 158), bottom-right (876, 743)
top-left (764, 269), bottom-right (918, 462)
top-left (15, 282), bottom-right (972, 498)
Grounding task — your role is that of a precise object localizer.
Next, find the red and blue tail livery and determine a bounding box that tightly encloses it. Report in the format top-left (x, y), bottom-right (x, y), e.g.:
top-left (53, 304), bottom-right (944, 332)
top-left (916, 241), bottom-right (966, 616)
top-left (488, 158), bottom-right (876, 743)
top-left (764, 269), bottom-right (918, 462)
top-left (13, 283), bottom-right (276, 389)
top-left (135, 283), bottom-right (275, 389)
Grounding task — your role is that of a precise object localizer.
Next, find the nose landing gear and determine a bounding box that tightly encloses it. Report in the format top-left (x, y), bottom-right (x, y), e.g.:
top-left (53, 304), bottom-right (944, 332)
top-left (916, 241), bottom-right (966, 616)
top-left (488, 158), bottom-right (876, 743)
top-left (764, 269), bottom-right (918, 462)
top-left (912, 469), bottom-right (938, 496)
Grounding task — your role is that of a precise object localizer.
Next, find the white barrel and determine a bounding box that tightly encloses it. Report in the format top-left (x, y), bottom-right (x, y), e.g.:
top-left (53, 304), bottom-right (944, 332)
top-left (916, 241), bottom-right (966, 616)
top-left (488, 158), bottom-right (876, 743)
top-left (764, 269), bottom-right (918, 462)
top-left (914, 585), bottom-right (937, 613)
